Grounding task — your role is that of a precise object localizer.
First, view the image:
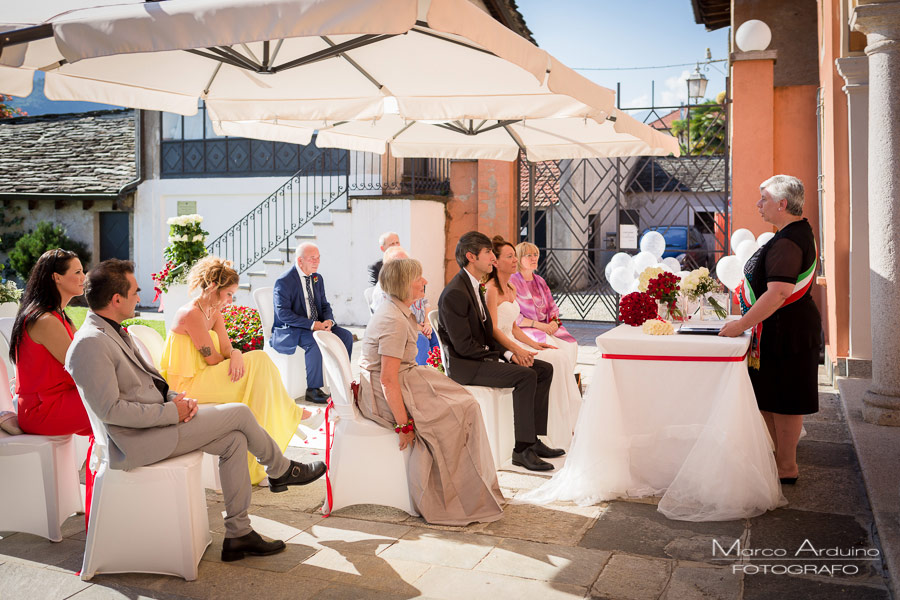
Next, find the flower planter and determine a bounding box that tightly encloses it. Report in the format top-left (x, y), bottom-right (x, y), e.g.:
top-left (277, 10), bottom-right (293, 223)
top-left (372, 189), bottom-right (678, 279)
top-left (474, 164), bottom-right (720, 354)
top-left (0, 302), bottom-right (18, 318)
top-left (160, 283), bottom-right (193, 333)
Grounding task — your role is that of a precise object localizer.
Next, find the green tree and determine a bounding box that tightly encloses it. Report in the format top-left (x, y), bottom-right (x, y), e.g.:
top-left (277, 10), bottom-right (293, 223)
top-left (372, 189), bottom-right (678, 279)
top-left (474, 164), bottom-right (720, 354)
top-left (9, 221), bottom-right (91, 280)
top-left (670, 99), bottom-right (726, 156)
top-left (0, 94), bottom-right (26, 119)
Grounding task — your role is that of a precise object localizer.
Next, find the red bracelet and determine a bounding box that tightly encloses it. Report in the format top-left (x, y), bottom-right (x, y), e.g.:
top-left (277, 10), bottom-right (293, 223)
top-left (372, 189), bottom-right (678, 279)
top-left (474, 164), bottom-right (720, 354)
top-left (394, 418), bottom-right (414, 434)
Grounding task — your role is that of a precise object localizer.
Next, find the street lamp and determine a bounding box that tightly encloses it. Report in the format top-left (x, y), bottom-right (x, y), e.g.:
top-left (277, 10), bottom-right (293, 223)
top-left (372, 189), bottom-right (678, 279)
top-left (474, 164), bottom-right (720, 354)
top-left (687, 65), bottom-right (708, 100)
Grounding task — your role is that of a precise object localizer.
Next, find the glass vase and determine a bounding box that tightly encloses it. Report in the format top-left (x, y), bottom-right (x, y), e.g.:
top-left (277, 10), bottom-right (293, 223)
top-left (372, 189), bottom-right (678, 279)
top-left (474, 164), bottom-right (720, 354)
top-left (681, 293), bottom-right (701, 321)
top-left (700, 292), bottom-right (730, 320)
top-left (657, 299), bottom-right (684, 322)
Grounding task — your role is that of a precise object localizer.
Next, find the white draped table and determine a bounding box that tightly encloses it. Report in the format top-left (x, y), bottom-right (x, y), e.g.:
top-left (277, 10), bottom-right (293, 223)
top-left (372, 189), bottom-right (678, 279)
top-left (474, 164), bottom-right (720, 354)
top-left (522, 324), bottom-right (785, 521)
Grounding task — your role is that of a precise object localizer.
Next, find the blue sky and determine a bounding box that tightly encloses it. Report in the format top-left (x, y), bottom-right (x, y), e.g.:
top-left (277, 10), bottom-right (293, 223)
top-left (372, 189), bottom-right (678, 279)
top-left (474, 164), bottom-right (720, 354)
top-left (517, 0), bottom-right (730, 111)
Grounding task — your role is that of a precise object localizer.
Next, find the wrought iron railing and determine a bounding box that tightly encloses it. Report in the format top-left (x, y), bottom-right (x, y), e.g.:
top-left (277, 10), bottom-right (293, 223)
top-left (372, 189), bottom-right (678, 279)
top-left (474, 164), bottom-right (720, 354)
top-left (348, 150), bottom-right (451, 196)
top-left (206, 149), bottom-right (350, 274)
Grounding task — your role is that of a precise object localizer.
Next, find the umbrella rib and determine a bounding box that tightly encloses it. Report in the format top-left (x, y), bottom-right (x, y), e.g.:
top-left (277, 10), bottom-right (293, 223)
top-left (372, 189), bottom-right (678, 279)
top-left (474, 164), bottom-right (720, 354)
top-left (321, 36), bottom-right (385, 92)
top-left (436, 123), bottom-right (469, 135)
top-left (214, 46), bottom-right (262, 71)
top-left (273, 34), bottom-right (397, 73)
top-left (203, 62), bottom-right (223, 96)
top-left (411, 22), bottom-right (495, 57)
top-left (0, 24), bottom-right (53, 56)
top-left (477, 120), bottom-right (522, 134)
top-left (185, 48), bottom-right (253, 72)
top-left (502, 124), bottom-right (527, 153)
top-left (391, 121), bottom-right (415, 140)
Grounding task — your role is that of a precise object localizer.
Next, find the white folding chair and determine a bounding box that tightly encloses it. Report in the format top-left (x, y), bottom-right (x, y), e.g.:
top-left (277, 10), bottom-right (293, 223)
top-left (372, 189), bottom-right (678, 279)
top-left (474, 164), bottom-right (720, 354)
top-left (0, 317), bottom-right (14, 344)
top-left (253, 287), bottom-right (307, 400)
top-left (313, 330), bottom-right (418, 516)
top-left (363, 286), bottom-right (375, 315)
top-left (126, 324), bottom-right (165, 370)
top-left (128, 332), bottom-right (221, 493)
top-left (78, 392), bottom-right (210, 581)
top-left (0, 320), bottom-right (15, 399)
top-left (428, 310), bottom-right (514, 469)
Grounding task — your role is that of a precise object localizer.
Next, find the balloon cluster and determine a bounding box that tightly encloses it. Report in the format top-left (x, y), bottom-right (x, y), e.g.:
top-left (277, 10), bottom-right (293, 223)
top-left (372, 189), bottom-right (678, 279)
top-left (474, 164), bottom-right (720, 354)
top-left (604, 231), bottom-right (682, 296)
top-left (715, 229), bottom-right (775, 291)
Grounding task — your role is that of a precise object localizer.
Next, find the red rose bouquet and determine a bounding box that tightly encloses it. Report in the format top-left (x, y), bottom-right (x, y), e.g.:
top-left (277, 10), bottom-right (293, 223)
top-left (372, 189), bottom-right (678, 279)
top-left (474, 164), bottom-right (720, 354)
top-left (618, 292), bottom-right (658, 326)
top-left (426, 346), bottom-right (445, 374)
top-left (221, 304), bottom-right (264, 352)
top-left (646, 271), bottom-right (682, 320)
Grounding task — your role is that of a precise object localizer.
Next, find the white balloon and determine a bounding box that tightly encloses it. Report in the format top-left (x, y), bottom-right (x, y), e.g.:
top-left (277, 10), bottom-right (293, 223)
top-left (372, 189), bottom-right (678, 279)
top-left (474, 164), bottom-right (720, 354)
top-left (640, 231), bottom-right (667, 259)
top-left (605, 252), bottom-right (634, 281)
top-left (632, 251), bottom-right (658, 275)
top-left (677, 270), bottom-right (691, 280)
top-left (716, 255), bottom-right (743, 291)
top-left (757, 231), bottom-right (775, 246)
top-left (736, 239), bottom-right (759, 264)
top-left (730, 228), bottom-right (756, 252)
top-left (609, 266), bottom-right (635, 295)
top-left (662, 257), bottom-right (681, 273)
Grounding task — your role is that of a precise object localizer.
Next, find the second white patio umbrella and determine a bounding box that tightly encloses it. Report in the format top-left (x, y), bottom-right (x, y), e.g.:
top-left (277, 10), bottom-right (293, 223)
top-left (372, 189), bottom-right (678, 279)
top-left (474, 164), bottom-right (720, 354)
top-left (212, 109), bottom-right (681, 161)
top-left (1, 0), bottom-right (615, 124)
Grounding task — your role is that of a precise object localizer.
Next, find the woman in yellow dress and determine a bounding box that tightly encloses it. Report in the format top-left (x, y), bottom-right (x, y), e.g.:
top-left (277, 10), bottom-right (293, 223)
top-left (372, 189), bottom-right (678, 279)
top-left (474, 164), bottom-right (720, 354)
top-left (159, 256), bottom-right (321, 484)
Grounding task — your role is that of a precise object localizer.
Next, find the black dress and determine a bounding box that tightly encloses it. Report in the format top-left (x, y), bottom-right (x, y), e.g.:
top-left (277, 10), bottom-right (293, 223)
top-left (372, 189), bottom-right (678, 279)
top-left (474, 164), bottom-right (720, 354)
top-left (741, 219), bottom-right (821, 415)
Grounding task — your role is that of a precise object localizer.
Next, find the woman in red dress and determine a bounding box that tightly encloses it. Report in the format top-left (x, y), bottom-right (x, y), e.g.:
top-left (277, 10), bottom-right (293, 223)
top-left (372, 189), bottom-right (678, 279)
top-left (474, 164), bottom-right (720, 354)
top-left (10, 249), bottom-right (94, 523)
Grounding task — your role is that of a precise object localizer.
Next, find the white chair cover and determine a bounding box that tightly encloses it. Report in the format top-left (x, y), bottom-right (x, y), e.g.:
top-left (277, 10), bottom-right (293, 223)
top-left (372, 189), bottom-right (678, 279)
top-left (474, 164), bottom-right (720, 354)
top-left (0, 322), bottom-right (16, 402)
top-left (0, 317), bottom-right (13, 344)
top-left (78, 391), bottom-right (210, 581)
top-left (0, 432), bottom-right (82, 542)
top-left (313, 330), bottom-right (417, 516)
top-left (363, 286), bottom-right (375, 315)
top-left (253, 286), bottom-right (307, 399)
top-left (125, 324), bottom-right (165, 370)
top-left (428, 310), bottom-right (514, 469)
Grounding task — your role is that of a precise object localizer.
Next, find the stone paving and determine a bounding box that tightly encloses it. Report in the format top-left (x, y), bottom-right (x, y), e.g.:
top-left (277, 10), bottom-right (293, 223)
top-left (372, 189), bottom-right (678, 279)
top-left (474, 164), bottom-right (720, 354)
top-left (0, 326), bottom-right (893, 599)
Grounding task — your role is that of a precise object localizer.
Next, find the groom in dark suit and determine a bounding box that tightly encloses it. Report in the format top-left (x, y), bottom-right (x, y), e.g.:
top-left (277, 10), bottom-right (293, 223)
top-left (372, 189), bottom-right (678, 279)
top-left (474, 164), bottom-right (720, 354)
top-left (271, 242), bottom-right (353, 404)
top-left (438, 231), bottom-right (562, 471)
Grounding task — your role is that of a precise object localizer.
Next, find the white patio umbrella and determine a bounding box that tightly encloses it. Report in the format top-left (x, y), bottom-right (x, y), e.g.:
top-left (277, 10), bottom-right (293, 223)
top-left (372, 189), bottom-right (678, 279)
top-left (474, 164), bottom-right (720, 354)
top-left (0, 0), bottom-right (615, 125)
top-left (212, 109), bottom-right (681, 161)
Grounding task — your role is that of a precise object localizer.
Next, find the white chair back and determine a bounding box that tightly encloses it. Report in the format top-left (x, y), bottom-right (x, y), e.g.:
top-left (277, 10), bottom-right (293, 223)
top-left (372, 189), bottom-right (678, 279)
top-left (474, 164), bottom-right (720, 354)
top-left (427, 310), bottom-right (451, 377)
top-left (0, 334), bottom-right (14, 412)
top-left (78, 390), bottom-right (111, 469)
top-left (363, 286), bottom-right (375, 315)
top-left (313, 330), bottom-right (357, 420)
top-left (126, 324), bottom-right (165, 369)
top-left (0, 317), bottom-right (13, 344)
top-left (252, 287), bottom-right (275, 344)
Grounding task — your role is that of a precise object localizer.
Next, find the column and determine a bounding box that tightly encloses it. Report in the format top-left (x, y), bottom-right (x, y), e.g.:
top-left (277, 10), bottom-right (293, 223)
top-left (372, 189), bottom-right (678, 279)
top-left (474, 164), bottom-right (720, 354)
top-left (835, 56), bottom-right (871, 369)
top-left (851, 2), bottom-right (900, 425)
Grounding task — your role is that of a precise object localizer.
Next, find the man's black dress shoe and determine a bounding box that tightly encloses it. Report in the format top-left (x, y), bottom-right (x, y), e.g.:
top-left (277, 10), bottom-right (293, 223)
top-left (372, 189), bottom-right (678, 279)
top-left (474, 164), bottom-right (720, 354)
top-left (512, 447), bottom-right (554, 471)
top-left (533, 439), bottom-right (565, 459)
top-left (221, 530), bottom-right (286, 562)
top-left (305, 388), bottom-right (329, 404)
top-left (779, 477), bottom-right (798, 485)
top-left (268, 460), bottom-right (327, 493)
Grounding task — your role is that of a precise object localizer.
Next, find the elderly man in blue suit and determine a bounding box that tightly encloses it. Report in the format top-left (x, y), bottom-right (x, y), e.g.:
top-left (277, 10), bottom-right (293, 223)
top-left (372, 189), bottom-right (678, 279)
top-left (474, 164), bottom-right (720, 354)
top-left (271, 242), bottom-right (353, 404)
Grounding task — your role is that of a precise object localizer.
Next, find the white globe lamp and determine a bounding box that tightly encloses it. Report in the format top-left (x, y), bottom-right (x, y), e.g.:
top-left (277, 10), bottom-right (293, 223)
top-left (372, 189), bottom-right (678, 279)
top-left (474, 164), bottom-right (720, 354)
top-left (735, 20), bottom-right (772, 52)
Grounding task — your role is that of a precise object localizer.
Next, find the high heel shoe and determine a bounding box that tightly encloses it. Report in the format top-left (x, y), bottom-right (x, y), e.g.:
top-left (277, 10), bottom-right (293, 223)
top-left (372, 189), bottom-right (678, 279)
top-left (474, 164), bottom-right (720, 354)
top-left (779, 476), bottom-right (798, 485)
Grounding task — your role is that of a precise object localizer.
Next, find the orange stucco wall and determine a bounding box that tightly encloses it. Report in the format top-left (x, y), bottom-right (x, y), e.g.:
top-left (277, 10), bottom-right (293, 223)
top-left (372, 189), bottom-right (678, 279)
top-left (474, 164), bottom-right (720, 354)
top-left (444, 159), bottom-right (518, 284)
top-left (773, 84), bottom-right (828, 323)
top-left (818, 0), bottom-right (851, 361)
top-left (731, 59), bottom-right (775, 239)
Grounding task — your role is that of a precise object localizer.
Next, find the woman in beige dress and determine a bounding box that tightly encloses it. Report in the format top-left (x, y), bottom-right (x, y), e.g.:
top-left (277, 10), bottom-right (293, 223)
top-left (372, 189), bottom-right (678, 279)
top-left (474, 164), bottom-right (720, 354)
top-left (357, 258), bottom-right (504, 526)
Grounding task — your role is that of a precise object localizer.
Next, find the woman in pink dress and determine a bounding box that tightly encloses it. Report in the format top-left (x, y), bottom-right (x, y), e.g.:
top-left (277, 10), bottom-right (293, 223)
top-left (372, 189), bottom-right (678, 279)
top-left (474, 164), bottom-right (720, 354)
top-left (509, 242), bottom-right (578, 367)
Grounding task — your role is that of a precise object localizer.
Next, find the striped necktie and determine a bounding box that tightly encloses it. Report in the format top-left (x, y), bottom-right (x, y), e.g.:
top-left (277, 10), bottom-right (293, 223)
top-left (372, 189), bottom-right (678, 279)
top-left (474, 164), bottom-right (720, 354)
top-left (305, 275), bottom-right (318, 321)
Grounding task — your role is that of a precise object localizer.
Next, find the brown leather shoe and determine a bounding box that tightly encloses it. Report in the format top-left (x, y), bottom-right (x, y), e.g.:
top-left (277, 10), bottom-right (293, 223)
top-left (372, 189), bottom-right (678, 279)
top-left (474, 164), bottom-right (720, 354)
top-left (268, 460), bottom-right (326, 493)
top-left (221, 530), bottom-right (285, 562)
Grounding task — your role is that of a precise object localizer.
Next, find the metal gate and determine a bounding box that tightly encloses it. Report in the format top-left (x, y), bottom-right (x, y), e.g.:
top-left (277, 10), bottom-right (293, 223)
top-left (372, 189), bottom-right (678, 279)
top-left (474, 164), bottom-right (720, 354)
top-left (518, 96), bottom-right (730, 322)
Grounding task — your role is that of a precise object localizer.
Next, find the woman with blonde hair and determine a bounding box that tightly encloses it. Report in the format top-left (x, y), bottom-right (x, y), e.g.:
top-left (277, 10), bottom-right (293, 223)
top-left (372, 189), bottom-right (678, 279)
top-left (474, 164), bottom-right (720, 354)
top-left (357, 257), bottom-right (503, 525)
top-left (510, 242), bottom-right (578, 367)
top-left (158, 256), bottom-right (320, 485)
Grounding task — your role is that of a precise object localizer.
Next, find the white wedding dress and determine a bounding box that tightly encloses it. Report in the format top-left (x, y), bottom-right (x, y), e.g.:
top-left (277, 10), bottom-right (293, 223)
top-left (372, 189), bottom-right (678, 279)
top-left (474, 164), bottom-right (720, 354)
top-left (496, 300), bottom-right (582, 449)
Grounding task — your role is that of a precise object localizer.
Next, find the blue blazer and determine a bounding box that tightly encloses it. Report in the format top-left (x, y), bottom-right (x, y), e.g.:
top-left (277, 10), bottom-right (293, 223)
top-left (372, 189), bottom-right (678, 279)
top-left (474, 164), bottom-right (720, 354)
top-left (271, 268), bottom-right (335, 354)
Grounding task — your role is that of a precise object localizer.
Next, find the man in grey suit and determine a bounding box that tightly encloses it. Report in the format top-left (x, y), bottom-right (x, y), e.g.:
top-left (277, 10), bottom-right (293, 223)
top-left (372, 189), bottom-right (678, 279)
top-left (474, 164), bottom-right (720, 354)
top-left (66, 259), bottom-right (326, 562)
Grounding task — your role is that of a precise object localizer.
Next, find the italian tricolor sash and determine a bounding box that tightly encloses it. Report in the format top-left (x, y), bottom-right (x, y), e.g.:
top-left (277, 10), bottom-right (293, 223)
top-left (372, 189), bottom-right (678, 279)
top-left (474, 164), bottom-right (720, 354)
top-left (737, 248), bottom-right (817, 369)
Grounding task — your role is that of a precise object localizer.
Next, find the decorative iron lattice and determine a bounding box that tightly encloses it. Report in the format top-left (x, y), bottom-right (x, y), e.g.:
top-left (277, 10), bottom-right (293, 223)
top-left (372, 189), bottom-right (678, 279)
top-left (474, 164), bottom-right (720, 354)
top-left (519, 99), bottom-right (730, 322)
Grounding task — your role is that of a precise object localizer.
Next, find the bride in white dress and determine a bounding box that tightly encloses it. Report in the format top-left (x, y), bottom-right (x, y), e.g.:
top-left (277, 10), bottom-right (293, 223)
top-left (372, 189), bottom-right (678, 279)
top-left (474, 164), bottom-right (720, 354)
top-left (484, 238), bottom-right (582, 449)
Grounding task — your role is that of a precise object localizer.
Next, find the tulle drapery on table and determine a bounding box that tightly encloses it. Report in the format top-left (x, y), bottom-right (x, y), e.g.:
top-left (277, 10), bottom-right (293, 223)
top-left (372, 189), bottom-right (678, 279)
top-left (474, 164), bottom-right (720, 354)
top-left (521, 325), bottom-right (785, 521)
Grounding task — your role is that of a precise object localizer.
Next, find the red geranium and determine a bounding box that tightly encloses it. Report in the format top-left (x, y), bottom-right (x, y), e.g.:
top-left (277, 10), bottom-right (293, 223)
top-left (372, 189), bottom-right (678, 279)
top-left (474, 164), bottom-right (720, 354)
top-left (618, 292), bottom-right (658, 326)
top-left (221, 304), bottom-right (264, 352)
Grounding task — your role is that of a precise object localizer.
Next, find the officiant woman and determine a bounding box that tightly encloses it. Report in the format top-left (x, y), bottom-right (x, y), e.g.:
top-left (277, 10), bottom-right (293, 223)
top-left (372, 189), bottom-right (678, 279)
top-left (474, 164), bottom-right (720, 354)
top-left (719, 175), bottom-right (821, 485)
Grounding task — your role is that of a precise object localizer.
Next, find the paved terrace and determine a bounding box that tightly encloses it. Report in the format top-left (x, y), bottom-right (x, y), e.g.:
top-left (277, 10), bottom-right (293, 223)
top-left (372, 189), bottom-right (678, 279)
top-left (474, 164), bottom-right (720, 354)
top-left (0, 322), bottom-right (895, 599)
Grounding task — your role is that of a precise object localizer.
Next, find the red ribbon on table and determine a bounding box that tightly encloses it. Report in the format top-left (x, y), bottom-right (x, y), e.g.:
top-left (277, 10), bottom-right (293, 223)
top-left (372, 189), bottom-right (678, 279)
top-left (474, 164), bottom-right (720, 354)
top-left (601, 352), bottom-right (747, 362)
